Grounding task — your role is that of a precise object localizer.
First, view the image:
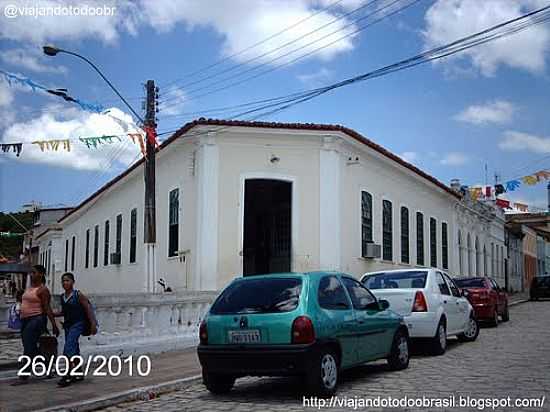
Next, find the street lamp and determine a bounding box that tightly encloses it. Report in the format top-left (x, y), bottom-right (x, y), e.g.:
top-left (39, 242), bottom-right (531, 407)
top-left (42, 45), bottom-right (143, 123)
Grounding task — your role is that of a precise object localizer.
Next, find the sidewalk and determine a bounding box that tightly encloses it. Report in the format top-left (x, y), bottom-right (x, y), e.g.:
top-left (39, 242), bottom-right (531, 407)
top-left (0, 347), bottom-right (201, 412)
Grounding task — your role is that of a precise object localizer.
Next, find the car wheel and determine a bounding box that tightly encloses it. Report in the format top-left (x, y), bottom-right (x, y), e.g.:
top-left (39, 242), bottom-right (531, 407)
top-left (387, 329), bottom-right (409, 370)
top-left (457, 314), bottom-right (479, 342)
top-left (202, 370), bottom-right (235, 394)
top-left (306, 347), bottom-right (339, 396)
top-left (489, 308), bottom-right (499, 327)
top-left (430, 320), bottom-right (447, 356)
top-left (501, 305), bottom-right (510, 322)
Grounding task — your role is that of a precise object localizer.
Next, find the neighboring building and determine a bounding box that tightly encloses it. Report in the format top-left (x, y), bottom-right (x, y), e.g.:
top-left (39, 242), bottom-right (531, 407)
top-left (506, 224), bottom-right (524, 292)
top-left (40, 119), bottom-right (506, 293)
top-left (506, 212), bottom-right (550, 290)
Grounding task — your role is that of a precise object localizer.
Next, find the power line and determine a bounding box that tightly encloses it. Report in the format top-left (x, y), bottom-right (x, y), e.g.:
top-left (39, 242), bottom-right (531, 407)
top-left (159, 0), bottom-right (350, 90)
top-left (160, 0), bottom-right (413, 108)
top-left (160, 0), bottom-right (384, 98)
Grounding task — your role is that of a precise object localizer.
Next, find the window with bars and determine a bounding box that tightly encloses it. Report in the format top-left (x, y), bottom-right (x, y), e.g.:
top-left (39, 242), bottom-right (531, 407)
top-left (130, 208), bottom-right (137, 263)
top-left (104, 220), bottom-right (110, 266)
top-left (93, 225), bottom-right (99, 267)
top-left (416, 212), bottom-right (424, 266)
top-left (361, 191), bottom-right (373, 257)
top-left (430, 218), bottom-right (437, 268)
top-left (169, 189), bottom-right (179, 257)
top-left (116, 214), bottom-right (122, 256)
top-left (442, 222), bottom-right (448, 269)
top-left (71, 235), bottom-right (76, 271)
top-left (382, 200), bottom-right (393, 261)
top-left (64, 239), bottom-right (69, 272)
top-left (400, 206), bottom-right (409, 263)
top-left (85, 229), bottom-right (90, 269)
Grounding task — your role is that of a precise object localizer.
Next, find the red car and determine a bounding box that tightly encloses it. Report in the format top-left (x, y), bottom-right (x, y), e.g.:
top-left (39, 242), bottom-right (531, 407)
top-left (454, 277), bottom-right (509, 326)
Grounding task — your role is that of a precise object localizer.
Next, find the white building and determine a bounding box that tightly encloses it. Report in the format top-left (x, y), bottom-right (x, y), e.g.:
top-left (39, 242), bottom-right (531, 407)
top-left (40, 119), bottom-right (507, 294)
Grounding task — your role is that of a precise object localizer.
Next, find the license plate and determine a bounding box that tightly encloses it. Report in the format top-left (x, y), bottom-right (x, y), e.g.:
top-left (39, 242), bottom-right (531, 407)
top-left (229, 330), bottom-right (261, 344)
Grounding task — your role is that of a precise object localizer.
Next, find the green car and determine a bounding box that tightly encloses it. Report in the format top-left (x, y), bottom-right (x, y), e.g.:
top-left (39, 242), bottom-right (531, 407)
top-left (197, 272), bottom-right (409, 395)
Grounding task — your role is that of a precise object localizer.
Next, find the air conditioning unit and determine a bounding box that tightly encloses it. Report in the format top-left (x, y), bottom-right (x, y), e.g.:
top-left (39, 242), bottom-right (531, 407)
top-left (363, 243), bottom-right (381, 259)
top-left (110, 252), bottom-right (121, 265)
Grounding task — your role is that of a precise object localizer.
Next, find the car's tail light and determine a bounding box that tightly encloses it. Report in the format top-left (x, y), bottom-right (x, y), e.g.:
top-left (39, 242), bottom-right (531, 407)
top-left (199, 320), bottom-right (208, 345)
top-left (412, 291), bottom-right (428, 312)
top-left (291, 316), bottom-right (315, 344)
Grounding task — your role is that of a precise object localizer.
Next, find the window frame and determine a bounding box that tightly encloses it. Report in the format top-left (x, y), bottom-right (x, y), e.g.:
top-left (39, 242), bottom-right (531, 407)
top-left (130, 208), bottom-right (137, 263)
top-left (430, 217), bottom-right (437, 268)
top-left (85, 229), bottom-right (90, 269)
top-left (64, 238), bottom-right (69, 272)
top-left (435, 271), bottom-right (451, 296)
top-left (93, 225), bottom-right (99, 268)
top-left (416, 212), bottom-right (424, 266)
top-left (168, 188), bottom-right (180, 258)
top-left (382, 199), bottom-right (393, 261)
top-left (70, 235), bottom-right (76, 271)
top-left (400, 206), bottom-right (409, 264)
top-left (361, 191), bottom-right (373, 257)
top-left (441, 222), bottom-right (448, 270)
top-left (104, 220), bottom-right (110, 266)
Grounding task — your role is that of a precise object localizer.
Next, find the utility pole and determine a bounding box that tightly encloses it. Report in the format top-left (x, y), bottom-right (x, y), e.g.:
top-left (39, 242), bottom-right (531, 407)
top-left (144, 80), bottom-right (157, 292)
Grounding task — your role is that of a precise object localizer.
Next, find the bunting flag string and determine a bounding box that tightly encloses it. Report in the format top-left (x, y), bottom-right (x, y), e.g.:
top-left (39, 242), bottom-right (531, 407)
top-left (143, 125), bottom-right (159, 147)
top-left (0, 69), bottom-right (105, 113)
top-left (0, 143), bottom-right (22, 156)
top-left (31, 139), bottom-right (71, 152)
top-left (79, 135), bottom-right (122, 149)
top-left (128, 133), bottom-right (147, 157)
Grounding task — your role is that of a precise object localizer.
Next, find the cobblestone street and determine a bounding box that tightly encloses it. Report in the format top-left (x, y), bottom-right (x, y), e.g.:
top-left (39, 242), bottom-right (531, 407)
top-left (97, 301), bottom-right (550, 412)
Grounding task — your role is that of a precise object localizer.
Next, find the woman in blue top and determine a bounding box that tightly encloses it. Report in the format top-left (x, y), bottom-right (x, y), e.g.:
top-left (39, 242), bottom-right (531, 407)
top-left (56, 272), bottom-right (97, 387)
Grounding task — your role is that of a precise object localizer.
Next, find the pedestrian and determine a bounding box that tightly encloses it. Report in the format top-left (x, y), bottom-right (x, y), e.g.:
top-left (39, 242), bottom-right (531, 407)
top-left (12, 265), bottom-right (59, 385)
top-left (56, 272), bottom-right (97, 387)
top-left (7, 289), bottom-right (24, 331)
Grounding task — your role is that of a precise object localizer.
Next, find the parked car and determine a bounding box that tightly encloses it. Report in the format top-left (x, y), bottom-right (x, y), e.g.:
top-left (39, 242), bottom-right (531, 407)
top-left (197, 272), bottom-right (409, 396)
top-left (454, 277), bottom-right (509, 326)
top-left (361, 269), bottom-right (478, 356)
top-left (530, 275), bottom-right (550, 300)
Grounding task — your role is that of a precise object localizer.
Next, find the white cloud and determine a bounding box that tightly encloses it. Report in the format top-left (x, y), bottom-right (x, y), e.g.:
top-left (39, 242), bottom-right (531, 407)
top-left (1, 0), bottom-right (357, 65)
top-left (400, 151), bottom-right (419, 163)
top-left (158, 89), bottom-right (187, 116)
top-left (499, 130), bottom-right (550, 153)
top-left (0, 48), bottom-right (67, 74)
top-left (455, 100), bottom-right (515, 125)
top-left (297, 67), bottom-right (333, 87)
top-left (0, 82), bottom-right (16, 124)
top-left (440, 152), bottom-right (469, 166)
top-left (0, 107), bottom-right (143, 171)
top-left (423, 0), bottom-right (550, 76)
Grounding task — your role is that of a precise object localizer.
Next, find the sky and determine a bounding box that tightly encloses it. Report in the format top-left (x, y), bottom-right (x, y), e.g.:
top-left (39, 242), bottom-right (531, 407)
top-left (1, 0), bottom-right (550, 212)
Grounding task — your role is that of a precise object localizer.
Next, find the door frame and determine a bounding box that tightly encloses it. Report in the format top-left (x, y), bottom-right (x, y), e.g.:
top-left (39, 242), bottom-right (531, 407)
top-left (238, 172), bottom-right (298, 276)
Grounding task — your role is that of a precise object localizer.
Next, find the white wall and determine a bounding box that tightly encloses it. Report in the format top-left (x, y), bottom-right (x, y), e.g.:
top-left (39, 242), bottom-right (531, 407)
top-left (59, 138), bottom-right (198, 294)
top-left (336, 135), bottom-right (458, 279)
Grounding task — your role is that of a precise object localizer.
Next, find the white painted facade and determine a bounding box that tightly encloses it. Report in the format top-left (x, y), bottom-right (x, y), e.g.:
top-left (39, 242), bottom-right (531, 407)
top-left (48, 122), bottom-right (507, 294)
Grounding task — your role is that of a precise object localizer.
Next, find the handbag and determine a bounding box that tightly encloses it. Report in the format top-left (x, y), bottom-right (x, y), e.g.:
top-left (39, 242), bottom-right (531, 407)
top-left (7, 304), bottom-right (22, 330)
top-left (76, 290), bottom-right (98, 337)
top-left (38, 334), bottom-right (58, 360)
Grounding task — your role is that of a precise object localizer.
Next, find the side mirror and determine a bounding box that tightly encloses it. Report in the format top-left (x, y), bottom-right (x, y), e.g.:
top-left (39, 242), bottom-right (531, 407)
top-left (379, 299), bottom-right (390, 310)
top-left (461, 289), bottom-right (469, 298)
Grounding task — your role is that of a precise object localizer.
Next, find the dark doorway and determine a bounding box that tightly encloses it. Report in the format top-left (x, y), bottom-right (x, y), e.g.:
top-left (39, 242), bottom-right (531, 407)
top-left (243, 179), bottom-right (292, 276)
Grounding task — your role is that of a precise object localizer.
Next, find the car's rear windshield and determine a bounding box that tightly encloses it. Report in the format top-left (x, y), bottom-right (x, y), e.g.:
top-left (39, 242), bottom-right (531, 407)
top-left (533, 277), bottom-right (550, 287)
top-left (454, 278), bottom-right (485, 288)
top-left (362, 271), bottom-right (427, 289)
top-left (210, 277), bottom-right (302, 315)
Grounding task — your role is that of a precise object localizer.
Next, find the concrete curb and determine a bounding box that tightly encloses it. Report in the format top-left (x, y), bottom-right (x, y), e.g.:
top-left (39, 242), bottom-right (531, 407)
top-left (33, 374), bottom-right (202, 412)
top-left (508, 298), bottom-right (529, 307)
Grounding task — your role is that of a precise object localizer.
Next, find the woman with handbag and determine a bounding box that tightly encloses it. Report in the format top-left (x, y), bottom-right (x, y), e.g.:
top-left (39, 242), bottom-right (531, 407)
top-left (56, 272), bottom-right (97, 387)
top-left (12, 265), bottom-right (60, 386)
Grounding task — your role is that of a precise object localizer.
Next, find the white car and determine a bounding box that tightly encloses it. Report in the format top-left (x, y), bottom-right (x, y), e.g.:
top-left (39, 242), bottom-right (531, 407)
top-left (360, 268), bottom-right (479, 355)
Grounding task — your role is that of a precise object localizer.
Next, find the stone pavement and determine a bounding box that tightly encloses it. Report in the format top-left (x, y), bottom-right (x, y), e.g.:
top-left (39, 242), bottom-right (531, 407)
top-left (0, 338), bottom-right (22, 367)
top-left (0, 291), bottom-right (534, 412)
top-left (97, 300), bottom-right (549, 412)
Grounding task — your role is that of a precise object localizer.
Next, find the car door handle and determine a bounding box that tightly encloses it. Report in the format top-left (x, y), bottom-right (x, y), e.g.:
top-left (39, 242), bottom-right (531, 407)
top-left (456, 301), bottom-right (460, 305)
top-left (443, 300), bottom-right (448, 304)
top-left (357, 320), bottom-right (365, 324)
